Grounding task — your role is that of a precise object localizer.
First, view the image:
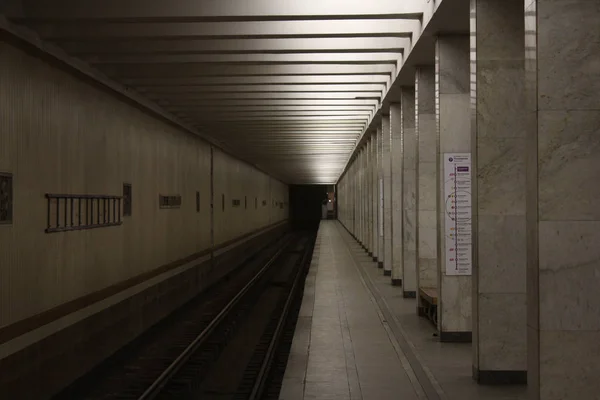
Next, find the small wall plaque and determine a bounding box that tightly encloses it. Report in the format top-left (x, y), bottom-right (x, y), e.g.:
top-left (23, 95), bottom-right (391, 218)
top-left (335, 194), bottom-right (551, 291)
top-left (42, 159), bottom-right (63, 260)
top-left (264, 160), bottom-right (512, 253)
top-left (0, 173), bottom-right (13, 224)
top-left (159, 195), bottom-right (182, 209)
top-left (123, 183), bottom-right (132, 216)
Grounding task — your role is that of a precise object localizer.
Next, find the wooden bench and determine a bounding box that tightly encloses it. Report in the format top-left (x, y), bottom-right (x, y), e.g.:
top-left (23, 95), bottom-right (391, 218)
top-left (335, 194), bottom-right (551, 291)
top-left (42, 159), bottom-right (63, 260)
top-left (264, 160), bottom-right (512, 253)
top-left (419, 287), bottom-right (438, 326)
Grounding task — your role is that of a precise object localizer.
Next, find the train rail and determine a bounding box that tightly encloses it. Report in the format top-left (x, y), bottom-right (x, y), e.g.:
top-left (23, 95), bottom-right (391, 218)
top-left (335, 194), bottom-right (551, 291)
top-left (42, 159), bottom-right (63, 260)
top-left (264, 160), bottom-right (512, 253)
top-left (54, 231), bottom-right (315, 400)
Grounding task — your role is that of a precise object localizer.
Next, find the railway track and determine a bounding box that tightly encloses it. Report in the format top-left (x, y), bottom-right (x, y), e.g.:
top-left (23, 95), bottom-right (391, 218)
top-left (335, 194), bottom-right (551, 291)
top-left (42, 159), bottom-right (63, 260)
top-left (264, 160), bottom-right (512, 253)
top-left (54, 231), bottom-right (315, 400)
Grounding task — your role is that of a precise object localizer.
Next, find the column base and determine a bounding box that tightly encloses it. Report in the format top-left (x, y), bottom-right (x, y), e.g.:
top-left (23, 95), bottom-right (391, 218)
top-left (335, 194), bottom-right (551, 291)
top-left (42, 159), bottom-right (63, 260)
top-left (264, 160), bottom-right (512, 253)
top-left (372, 256), bottom-right (378, 262)
top-left (368, 252), bottom-right (373, 257)
top-left (418, 307), bottom-right (427, 317)
top-left (439, 331), bottom-right (472, 343)
top-left (377, 261), bottom-right (383, 268)
top-left (403, 291), bottom-right (416, 298)
top-left (383, 269), bottom-right (391, 276)
top-left (472, 366), bottom-right (527, 385)
top-left (391, 278), bottom-right (402, 286)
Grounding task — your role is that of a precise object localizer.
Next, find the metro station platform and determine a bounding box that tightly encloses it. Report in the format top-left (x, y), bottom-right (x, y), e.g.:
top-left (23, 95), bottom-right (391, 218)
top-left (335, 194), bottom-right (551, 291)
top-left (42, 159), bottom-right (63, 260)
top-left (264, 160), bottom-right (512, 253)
top-left (279, 221), bottom-right (527, 400)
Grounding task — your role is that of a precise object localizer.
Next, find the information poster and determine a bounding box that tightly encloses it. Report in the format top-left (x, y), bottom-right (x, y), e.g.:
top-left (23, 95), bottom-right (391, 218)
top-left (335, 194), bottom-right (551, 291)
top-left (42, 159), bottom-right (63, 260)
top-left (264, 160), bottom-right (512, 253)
top-left (444, 153), bottom-right (472, 276)
top-left (379, 178), bottom-right (384, 237)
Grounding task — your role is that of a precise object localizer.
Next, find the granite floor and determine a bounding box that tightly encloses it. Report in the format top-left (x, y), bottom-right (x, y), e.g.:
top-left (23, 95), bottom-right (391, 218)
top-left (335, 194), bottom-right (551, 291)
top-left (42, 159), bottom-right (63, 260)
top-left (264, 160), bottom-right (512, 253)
top-left (279, 221), bottom-right (528, 400)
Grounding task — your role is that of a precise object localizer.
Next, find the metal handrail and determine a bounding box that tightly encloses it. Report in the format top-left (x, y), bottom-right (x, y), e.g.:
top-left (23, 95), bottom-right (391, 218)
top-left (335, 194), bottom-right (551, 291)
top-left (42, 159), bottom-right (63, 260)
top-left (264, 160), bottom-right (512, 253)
top-left (137, 240), bottom-right (290, 400)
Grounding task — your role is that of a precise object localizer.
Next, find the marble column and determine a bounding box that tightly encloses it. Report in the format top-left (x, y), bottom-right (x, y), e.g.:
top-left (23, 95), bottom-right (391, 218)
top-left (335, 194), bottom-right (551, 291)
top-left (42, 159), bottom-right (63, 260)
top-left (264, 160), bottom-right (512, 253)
top-left (382, 115), bottom-right (392, 276)
top-left (436, 35), bottom-right (472, 342)
top-left (361, 147), bottom-right (366, 243)
top-left (401, 87), bottom-right (418, 298)
top-left (345, 163), bottom-right (350, 231)
top-left (366, 143), bottom-right (370, 251)
top-left (390, 103), bottom-right (404, 286)
top-left (344, 165), bottom-right (349, 230)
top-left (377, 125), bottom-right (385, 268)
top-left (526, 1), bottom-right (600, 399)
top-left (360, 145), bottom-right (367, 250)
top-left (416, 66), bottom-right (438, 315)
top-left (371, 132), bottom-right (379, 260)
top-left (363, 143), bottom-right (368, 249)
top-left (358, 148), bottom-right (364, 246)
top-left (367, 139), bottom-right (373, 255)
top-left (470, 0), bottom-right (527, 374)
top-left (352, 159), bottom-right (356, 234)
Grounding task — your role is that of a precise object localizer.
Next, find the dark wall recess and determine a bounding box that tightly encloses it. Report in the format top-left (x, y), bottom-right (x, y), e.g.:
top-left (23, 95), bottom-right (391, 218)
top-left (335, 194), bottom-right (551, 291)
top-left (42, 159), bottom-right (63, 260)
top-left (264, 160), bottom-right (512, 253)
top-left (232, 199), bottom-right (241, 207)
top-left (0, 173), bottom-right (13, 224)
top-left (289, 185), bottom-right (327, 230)
top-left (196, 191), bottom-right (200, 212)
top-left (122, 183), bottom-right (132, 217)
top-left (159, 195), bottom-right (182, 209)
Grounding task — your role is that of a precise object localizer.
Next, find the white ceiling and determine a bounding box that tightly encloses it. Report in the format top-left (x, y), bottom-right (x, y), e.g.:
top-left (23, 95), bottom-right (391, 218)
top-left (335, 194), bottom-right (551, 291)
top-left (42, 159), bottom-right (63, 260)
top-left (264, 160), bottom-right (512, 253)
top-left (2, 0), bottom-right (432, 184)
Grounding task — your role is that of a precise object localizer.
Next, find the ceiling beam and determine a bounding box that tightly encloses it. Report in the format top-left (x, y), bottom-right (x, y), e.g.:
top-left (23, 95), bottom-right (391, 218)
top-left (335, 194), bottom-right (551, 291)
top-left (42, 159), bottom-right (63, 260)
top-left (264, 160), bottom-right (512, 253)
top-left (124, 75), bottom-right (390, 86)
top-left (83, 52), bottom-right (402, 64)
top-left (172, 110), bottom-right (370, 117)
top-left (15, 0), bottom-right (423, 21)
top-left (59, 37), bottom-right (410, 55)
top-left (195, 115), bottom-right (370, 122)
top-left (167, 105), bottom-right (375, 112)
top-left (27, 20), bottom-right (417, 40)
top-left (161, 99), bottom-right (379, 106)
top-left (148, 91), bottom-right (381, 100)
top-left (101, 63), bottom-right (395, 78)
top-left (139, 84), bottom-right (385, 93)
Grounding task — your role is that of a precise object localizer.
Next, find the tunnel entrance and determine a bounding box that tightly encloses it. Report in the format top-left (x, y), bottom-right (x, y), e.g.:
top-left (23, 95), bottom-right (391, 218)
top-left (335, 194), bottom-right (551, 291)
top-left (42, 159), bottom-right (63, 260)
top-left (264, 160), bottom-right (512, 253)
top-left (289, 185), bottom-right (335, 231)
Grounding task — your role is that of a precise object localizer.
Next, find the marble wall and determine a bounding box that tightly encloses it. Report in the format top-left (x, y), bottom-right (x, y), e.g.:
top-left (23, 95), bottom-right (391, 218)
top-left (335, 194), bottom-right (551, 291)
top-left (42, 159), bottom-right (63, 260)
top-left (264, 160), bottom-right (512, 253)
top-left (390, 103), bottom-right (404, 286)
top-left (526, 0), bottom-right (600, 399)
top-left (401, 88), bottom-right (418, 297)
top-left (471, 0), bottom-right (527, 382)
top-left (436, 36), bottom-right (472, 341)
top-left (416, 67), bottom-right (438, 305)
top-left (382, 116), bottom-right (393, 276)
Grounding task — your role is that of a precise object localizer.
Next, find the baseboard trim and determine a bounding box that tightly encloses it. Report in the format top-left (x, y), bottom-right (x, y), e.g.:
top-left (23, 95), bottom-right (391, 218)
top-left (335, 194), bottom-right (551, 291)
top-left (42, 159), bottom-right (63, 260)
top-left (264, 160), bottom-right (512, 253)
top-left (473, 366), bottom-right (527, 385)
top-left (439, 331), bottom-right (472, 343)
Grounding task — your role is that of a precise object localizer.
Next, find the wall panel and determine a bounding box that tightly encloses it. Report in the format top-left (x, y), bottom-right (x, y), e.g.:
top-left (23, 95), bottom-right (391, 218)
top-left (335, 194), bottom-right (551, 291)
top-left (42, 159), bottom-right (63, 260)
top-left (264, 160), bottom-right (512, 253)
top-left (0, 39), bottom-right (287, 332)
